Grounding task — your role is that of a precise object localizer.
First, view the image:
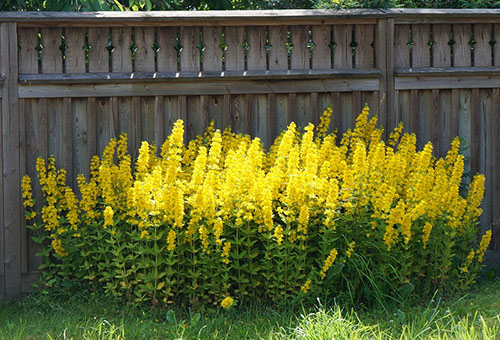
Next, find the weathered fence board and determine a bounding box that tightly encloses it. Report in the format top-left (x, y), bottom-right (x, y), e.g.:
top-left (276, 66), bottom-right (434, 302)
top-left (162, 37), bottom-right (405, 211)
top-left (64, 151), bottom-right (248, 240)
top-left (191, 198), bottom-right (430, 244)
top-left (2, 9), bottom-right (500, 297)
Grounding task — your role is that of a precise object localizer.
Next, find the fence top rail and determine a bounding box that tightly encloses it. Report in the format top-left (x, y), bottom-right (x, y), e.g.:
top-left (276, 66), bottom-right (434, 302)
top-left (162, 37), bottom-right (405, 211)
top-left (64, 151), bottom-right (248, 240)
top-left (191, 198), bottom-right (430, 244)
top-left (0, 9), bottom-right (386, 26)
top-left (1, 9), bottom-right (500, 26)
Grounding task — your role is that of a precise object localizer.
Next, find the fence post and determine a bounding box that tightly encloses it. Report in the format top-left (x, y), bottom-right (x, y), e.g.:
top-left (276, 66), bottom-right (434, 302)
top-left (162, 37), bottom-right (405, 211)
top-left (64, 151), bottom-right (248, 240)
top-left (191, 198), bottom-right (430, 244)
top-left (376, 16), bottom-right (395, 136)
top-left (1, 22), bottom-right (21, 297)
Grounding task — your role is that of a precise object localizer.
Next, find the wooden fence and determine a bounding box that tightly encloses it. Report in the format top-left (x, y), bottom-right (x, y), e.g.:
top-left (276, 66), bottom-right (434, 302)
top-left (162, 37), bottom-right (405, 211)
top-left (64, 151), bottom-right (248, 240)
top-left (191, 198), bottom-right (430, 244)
top-left (1, 8), bottom-right (500, 297)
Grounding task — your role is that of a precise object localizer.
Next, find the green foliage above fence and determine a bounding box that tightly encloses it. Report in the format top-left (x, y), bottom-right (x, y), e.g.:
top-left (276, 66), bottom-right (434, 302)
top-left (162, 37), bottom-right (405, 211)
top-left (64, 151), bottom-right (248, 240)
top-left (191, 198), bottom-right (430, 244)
top-left (3, 0), bottom-right (500, 11)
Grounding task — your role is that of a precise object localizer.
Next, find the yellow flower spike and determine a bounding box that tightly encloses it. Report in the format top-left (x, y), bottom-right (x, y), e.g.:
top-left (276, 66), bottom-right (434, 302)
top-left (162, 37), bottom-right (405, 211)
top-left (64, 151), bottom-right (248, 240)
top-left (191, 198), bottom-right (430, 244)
top-left (65, 188), bottom-right (80, 230)
top-left (103, 206), bottom-right (114, 228)
top-left (274, 225), bottom-right (284, 245)
top-left (221, 241), bottom-right (231, 264)
top-left (320, 248), bottom-right (338, 279)
top-left (21, 175), bottom-right (35, 209)
top-left (301, 279), bottom-right (312, 293)
top-left (422, 222), bottom-right (433, 249)
top-left (221, 296), bottom-right (234, 309)
top-left (167, 230), bottom-right (176, 251)
top-left (476, 230), bottom-right (492, 263)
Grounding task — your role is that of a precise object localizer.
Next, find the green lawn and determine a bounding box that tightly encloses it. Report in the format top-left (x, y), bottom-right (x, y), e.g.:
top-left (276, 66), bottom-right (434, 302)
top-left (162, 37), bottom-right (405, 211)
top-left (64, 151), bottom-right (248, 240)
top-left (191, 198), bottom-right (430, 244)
top-left (1, 278), bottom-right (499, 340)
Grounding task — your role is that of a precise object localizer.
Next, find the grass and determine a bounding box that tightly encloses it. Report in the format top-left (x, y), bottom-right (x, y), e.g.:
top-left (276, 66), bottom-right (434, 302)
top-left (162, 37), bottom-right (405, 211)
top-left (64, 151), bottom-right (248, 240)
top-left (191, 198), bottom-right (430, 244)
top-left (0, 278), bottom-right (499, 340)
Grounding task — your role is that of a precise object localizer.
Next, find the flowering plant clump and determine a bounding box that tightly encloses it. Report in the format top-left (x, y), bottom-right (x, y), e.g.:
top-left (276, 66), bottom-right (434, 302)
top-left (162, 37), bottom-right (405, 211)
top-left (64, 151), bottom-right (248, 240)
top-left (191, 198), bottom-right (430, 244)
top-left (22, 106), bottom-right (491, 308)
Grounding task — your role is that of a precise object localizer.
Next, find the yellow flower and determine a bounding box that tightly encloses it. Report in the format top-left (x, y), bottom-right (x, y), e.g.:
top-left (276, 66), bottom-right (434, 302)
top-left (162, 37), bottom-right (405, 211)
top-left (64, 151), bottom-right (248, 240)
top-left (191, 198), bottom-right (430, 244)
top-left (140, 230), bottom-right (150, 240)
top-left (476, 230), bottom-right (492, 263)
top-left (274, 225), bottom-right (284, 245)
top-left (221, 241), bottom-right (231, 264)
top-left (301, 279), bottom-right (312, 293)
top-left (422, 222), bottom-right (433, 249)
top-left (346, 242), bottom-right (355, 258)
top-left (103, 206), bottom-right (114, 228)
top-left (167, 230), bottom-right (176, 251)
top-left (221, 296), bottom-right (234, 309)
top-left (21, 175), bottom-right (35, 209)
top-left (320, 248), bottom-right (338, 279)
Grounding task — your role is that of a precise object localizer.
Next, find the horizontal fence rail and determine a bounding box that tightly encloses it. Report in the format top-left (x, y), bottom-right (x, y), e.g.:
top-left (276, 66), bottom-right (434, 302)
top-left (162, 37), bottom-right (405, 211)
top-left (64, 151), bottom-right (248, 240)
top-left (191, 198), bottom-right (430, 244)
top-left (1, 9), bottom-right (500, 297)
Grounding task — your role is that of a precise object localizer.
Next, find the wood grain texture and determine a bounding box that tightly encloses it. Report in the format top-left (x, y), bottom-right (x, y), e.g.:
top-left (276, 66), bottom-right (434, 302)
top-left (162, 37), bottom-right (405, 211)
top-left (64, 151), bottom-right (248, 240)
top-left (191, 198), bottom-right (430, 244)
top-left (311, 25), bottom-right (331, 69)
top-left (268, 26), bottom-right (288, 71)
top-left (247, 26), bottom-right (267, 71)
top-left (474, 23), bottom-right (492, 67)
top-left (1, 23), bottom-right (21, 297)
top-left (65, 28), bottom-right (86, 73)
top-left (290, 25), bottom-right (309, 70)
top-left (18, 28), bottom-right (38, 74)
top-left (157, 27), bottom-right (178, 72)
top-left (41, 28), bottom-right (63, 73)
top-left (355, 24), bottom-right (375, 68)
top-left (453, 24), bottom-right (472, 67)
top-left (225, 26), bottom-right (245, 71)
top-left (411, 24), bottom-right (430, 67)
top-left (394, 24), bottom-right (410, 68)
top-left (88, 28), bottom-right (110, 72)
top-left (432, 24), bottom-right (451, 67)
top-left (203, 27), bottom-right (222, 72)
top-left (180, 26), bottom-right (200, 72)
top-left (333, 24), bottom-right (353, 68)
top-left (134, 27), bottom-right (155, 72)
top-left (111, 27), bottom-right (133, 73)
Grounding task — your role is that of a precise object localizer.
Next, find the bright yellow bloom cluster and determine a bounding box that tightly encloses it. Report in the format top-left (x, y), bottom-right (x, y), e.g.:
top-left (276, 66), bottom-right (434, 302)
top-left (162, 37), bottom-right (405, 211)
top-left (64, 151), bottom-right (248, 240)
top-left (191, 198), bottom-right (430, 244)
top-left (221, 296), bottom-right (234, 309)
top-left (24, 105), bottom-right (489, 308)
top-left (104, 206), bottom-right (114, 228)
top-left (476, 230), bottom-right (492, 263)
top-left (320, 248), bottom-right (338, 279)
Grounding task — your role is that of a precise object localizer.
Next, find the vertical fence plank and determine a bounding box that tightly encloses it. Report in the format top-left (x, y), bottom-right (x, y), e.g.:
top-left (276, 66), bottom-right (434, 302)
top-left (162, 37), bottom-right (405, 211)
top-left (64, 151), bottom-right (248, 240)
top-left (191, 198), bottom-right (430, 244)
top-left (430, 89), bottom-right (441, 156)
top-left (41, 28), bottom-right (63, 73)
top-left (65, 28), bottom-right (86, 73)
top-left (275, 94), bottom-right (289, 136)
top-left (157, 27), bottom-right (178, 72)
top-left (163, 96), bottom-right (179, 137)
top-left (333, 24), bottom-right (353, 68)
top-left (355, 24), bottom-right (375, 68)
top-left (492, 89), bottom-right (500, 249)
top-left (411, 24), bottom-right (430, 67)
top-left (225, 26), bottom-right (244, 71)
top-left (311, 25), bottom-right (331, 69)
top-left (247, 26), bottom-right (266, 140)
top-left (96, 98), bottom-right (117, 156)
top-left (474, 24), bottom-right (492, 67)
top-left (439, 89), bottom-right (453, 156)
top-left (376, 19), bottom-right (387, 134)
top-left (134, 27), bottom-right (155, 72)
top-left (459, 89), bottom-right (472, 180)
top-left (88, 28), bottom-right (110, 73)
top-left (17, 27), bottom-right (38, 276)
top-left (247, 26), bottom-right (267, 71)
top-left (154, 96), bottom-right (164, 151)
top-left (432, 24), bottom-right (451, 67)
top-left (471, 88), bottom-right (481, 177)
top-left (134, 28), bottom-right (156, 145)
top-left (203, 27), bottom-right (222, 72)
top-left (18, 28), bottom-right (38, 74)
top-left (479, 89), bottom-right (492, 233)
top-left (111, 27), bottom-right (133, 73)
top-left (394, 24), bottom-right (410, 68)
top-left (268, 26), bottom-right (288, 71)
top-left (206, 95), bottom-right (225, 130)
top-left (1, 22), bottom-right (21, 297)
top-left (494, 24), bottom-right (500, 67)
top-left (180, 26), bottom-right (200, 72)
top-left (454, 24), bottom-right (472, 67)
top-left (290, 25), bottom-right (309, 70)
top-left (25, 98), bottom-right (47, 273)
